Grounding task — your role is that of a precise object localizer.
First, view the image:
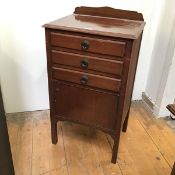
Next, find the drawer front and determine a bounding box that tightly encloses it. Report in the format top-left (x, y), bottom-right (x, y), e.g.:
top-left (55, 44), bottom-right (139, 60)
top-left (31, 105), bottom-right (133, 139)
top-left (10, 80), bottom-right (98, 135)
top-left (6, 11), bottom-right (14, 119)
top-left (51, 50), bottom-right (123, 76)
top-left (54, 82), bottom-right (118, 130)
top-left (52, 67), bottom-right (121, 92)
top-left (50, 32), bottom-right (126, 57)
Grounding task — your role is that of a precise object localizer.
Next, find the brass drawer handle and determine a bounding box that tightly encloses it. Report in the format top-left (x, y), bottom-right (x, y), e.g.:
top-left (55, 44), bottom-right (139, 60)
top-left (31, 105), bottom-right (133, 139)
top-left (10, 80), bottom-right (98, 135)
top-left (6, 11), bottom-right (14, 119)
top-left (81, 40), bottom-right (89, 50)
top-left (80, 75), bottom-right (88, 85)
top-left (80, 59), bottom-right (89, 69)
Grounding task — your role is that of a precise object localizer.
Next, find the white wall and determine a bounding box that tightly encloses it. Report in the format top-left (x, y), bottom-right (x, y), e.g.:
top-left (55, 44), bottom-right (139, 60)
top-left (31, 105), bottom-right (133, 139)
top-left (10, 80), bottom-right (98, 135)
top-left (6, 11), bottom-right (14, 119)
top-left (144, 0), bottom-right (175, 117)
top-left (0, 0), bottom-right (164, 113)
top-left (132, 0), bottom-right (165, 100)
top-left (158, 50), bottom-right (175, 117)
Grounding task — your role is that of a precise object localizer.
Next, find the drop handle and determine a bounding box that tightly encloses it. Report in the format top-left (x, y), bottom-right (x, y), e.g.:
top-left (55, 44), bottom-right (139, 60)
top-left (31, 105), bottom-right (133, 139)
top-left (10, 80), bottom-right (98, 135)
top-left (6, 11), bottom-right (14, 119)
top-left (81, 40), bottom-right (89, 50)
top-left (80, 59), bottom-right (89, 69)
top-left (80, 75), bottom-right (88, 85)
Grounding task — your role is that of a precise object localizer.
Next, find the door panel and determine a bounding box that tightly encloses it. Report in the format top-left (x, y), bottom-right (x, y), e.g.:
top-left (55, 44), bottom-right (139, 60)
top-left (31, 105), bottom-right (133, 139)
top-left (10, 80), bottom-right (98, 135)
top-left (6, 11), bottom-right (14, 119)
top-left (54, 82), bottom-right (118, 131)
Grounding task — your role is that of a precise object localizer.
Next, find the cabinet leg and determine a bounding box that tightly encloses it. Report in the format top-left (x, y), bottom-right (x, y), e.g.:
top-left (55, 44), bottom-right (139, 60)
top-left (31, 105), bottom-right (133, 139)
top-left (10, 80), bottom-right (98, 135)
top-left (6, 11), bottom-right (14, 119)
top-left (51, 119), bottom-right (58, 144)
top-left (122, 109), bottom-right (130, 132)
top-left (111, 135), bottom-right (120, 164)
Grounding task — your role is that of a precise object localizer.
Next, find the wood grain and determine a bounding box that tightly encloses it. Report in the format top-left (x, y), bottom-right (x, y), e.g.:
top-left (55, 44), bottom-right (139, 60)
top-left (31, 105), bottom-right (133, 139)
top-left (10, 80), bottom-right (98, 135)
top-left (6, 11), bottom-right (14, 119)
top-left (108, 107), bottom-right (172, 175)
top-left (31, 111), bottom-right (67, 175)
top-left (50, 32), bottom-right (126, 57)
top-left (43, 12), bottom-right (145, 39)
top-left (61, 122), bottom-right (105, 175)
top-left (54, 82), bottom-right (118, 132)
top-left (12, 113), bottom-right (33, 175)
top-left (44, 7), bottom-right (145, 163)
top-left (6, 103), bottom-right (175, 175)
top-left (52, 67), bottom-right (121, 92)
top-left (74, 6), bottom-right (144, 21)
top-left (88, 129), bottom-right (122, 175)
top-left (167, 104), bottom-right (175, 116)
top-left (51, 50), bottom-right (124, 76)
top-left (134, 104), bottom-right (175, 167)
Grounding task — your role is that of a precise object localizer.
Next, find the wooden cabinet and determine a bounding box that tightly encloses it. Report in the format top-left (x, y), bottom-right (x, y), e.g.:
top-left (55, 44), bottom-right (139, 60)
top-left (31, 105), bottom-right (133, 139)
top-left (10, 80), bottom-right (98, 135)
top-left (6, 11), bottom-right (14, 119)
top-left (43, 6), bottom-right (145, 163)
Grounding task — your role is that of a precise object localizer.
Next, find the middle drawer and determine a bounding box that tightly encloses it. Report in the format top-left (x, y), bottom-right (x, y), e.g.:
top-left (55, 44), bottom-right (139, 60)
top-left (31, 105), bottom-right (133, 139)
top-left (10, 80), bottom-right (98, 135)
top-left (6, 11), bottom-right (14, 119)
top-left (51, 50), bottom-right (123, 76)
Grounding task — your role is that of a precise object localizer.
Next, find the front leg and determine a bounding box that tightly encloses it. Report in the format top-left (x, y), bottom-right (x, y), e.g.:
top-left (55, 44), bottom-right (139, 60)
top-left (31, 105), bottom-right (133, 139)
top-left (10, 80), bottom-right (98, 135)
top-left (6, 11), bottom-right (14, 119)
top-left (111, 133), bottom-right (120, 164)
top-left (122, 109), bottom-right (130, 132)
top-left (51, 118), bottom-right (58, 144)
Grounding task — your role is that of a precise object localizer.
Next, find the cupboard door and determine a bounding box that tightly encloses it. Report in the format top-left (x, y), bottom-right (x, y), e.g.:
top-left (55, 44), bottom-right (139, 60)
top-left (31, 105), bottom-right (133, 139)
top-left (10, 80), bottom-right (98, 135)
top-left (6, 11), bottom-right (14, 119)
top-left (54, 82), bottom-right (118, 131)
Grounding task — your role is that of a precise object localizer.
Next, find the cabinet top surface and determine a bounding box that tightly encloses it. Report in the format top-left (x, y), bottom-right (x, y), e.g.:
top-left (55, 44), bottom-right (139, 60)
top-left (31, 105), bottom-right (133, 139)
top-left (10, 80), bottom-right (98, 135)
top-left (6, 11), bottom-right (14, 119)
top-left (43, 14), bottom-right (145, 39)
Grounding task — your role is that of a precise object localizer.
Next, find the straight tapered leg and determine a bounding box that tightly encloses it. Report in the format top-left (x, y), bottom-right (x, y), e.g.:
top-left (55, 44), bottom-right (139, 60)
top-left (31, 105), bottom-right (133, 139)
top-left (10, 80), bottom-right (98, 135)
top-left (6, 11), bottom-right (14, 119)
top-left (111, 133), bottom-right (120, 164)
top-left (51, 119), bottom-right (58, 144)
top-left (122, 109), bottom-right (130, 132)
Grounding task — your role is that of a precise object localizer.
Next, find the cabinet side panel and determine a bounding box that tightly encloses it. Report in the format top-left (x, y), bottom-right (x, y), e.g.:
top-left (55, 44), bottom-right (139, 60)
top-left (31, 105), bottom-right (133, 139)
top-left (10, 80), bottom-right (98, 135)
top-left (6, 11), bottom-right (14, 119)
top-left (122, 34), bottom-right (142, 124)
top-left (45, 29), bottom-right (55, 116)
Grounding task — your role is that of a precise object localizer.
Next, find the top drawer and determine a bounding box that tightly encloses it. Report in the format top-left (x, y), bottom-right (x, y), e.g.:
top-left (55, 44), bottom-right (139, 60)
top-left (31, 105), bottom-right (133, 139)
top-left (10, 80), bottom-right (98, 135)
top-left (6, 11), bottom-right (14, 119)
top-left (50, 32), bottom-right (126, 57)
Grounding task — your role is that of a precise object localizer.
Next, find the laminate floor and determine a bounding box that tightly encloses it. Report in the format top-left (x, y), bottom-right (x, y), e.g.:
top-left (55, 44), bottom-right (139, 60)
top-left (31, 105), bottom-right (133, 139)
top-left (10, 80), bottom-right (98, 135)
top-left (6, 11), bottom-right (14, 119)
top-left (6, 103), bottom-right (175, 175)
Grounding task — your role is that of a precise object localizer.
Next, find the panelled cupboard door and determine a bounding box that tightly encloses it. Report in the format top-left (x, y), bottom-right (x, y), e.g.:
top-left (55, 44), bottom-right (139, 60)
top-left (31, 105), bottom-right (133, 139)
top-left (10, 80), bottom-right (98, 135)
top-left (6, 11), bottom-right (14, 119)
top-left (0, 87), bottom-right (15, 175)
top-left (54, 82), bottom-right (118, 132)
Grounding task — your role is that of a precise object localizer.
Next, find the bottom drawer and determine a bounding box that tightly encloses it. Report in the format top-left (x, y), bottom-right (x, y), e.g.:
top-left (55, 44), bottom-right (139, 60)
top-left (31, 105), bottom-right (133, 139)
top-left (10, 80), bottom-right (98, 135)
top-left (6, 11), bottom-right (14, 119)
top-left (52, 67), bottom-right (121, 92)
top-left (54, 82), bottom-right (118, 131)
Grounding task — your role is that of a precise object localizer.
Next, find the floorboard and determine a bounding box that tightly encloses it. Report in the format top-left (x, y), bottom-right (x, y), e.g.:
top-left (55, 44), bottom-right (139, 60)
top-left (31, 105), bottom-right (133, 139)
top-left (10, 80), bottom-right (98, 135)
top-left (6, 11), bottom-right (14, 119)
top-left (6, 103), bottom-right (175, 175)
top-left (135, 105), bottom-right (175, 167)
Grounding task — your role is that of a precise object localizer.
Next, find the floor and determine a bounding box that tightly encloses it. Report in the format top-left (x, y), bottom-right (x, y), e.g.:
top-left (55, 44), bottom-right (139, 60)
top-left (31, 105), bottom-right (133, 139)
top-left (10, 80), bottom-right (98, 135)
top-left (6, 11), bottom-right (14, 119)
top-left (7, 103), bottom-right (175, 175)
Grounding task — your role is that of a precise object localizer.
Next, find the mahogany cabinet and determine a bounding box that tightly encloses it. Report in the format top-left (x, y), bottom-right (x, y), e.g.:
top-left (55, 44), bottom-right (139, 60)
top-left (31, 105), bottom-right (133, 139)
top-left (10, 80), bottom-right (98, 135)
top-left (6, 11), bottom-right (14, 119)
top-left (43, 6), bottom-right (145, 163)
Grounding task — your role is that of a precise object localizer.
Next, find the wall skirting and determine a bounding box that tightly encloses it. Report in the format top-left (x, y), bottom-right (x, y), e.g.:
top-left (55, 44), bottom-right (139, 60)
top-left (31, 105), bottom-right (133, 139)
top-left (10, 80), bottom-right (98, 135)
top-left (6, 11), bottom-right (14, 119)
top-left (142, 92), bottom-right (160, 118)
top-left (142, 92), bottom-right (154, 110)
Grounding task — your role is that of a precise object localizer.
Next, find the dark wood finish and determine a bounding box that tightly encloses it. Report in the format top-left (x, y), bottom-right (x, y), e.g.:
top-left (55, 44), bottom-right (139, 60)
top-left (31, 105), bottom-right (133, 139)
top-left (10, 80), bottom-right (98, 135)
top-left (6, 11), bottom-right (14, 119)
top-left (51, 50), bottom-right (124, 75)
top-left (167, 104), bottom-right (175, 175)
top-left (50, 32), bottom-right (126, 57)
top-left (43, 6), bottom-right (145, 164)
top-left (52, 63), bottom-right (120, 79)
top-left (167, 104), bottom-right (175, 116)
top-left (54, 82), bottom-right (118, 131)
top-left (52, 67), bottom-right (121, 92)
top-left (122, 109), bottom-right (130, 132)
top-left (171, 163), bottom-right (175, 175)
top-left (111, 33), bottom-right (143, 163)
top-left (43, 9), bottom-right (145, 39)
top-left (0, 87), bottom-right (15, 175)
top-left (74, 6), bottom-right (144, 21)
